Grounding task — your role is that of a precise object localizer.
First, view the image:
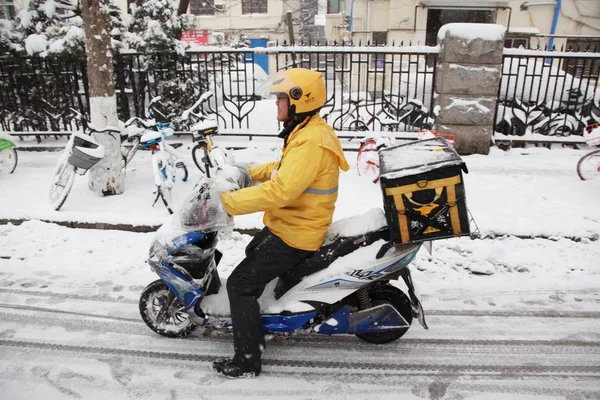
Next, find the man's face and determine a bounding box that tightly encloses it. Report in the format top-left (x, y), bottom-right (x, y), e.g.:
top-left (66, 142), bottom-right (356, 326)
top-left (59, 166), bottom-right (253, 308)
top-left (276, 95), bottom-right (289, 122)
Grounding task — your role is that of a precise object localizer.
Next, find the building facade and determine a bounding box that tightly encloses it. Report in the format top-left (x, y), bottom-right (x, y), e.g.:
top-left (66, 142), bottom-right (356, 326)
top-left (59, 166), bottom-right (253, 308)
top-left (0, 0), bottom-right (24, 20)
top-left (116, 1), bottom-right (600, 49)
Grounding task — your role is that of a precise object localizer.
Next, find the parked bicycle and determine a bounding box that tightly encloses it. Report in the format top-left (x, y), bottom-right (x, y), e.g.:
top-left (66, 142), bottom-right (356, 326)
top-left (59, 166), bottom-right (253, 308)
top-left (330, 93), bottom-right (433, 133)
top-left (0, 134), bottom-right (18, 176)
top-left (127, 96), bottom-right (189, 214)
top-left (576, 123), bottom-right (600, 181)
top-left (356, 105), bottom-right (442, 183)
top-left (49, 110), bottom-right (119, 211)
top-left (181, 91), bottom-right (228, 177)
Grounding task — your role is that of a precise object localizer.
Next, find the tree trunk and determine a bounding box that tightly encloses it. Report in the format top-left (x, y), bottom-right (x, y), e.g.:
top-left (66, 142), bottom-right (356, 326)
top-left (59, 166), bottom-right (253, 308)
top-left (178, 0), bottom-right (191, 15)
top-left (82, 0), bottom-right (124, 196)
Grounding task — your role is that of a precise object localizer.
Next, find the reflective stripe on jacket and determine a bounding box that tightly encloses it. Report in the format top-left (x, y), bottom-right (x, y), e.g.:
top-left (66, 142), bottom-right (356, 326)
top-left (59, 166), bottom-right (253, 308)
top-left (221, 114), bottom-right (350, 251)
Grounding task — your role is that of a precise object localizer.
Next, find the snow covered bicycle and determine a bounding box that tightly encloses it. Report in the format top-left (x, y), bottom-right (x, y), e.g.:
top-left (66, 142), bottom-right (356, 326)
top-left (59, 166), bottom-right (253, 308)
top-left (48, 111), bottom-right (119, 211)
top-left (0, 135), bottom-right (18, 176)
top-left (576, 124), bottom-right (600, 181)
top-left (181, 91), bottom-right (228, 177)
top-left (129, 96), bottom-right (189, 214)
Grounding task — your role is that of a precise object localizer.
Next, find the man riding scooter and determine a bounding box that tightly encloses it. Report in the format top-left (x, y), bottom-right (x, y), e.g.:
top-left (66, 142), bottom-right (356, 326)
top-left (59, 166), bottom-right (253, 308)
top-left (213, 68), bottom-right (350, 378)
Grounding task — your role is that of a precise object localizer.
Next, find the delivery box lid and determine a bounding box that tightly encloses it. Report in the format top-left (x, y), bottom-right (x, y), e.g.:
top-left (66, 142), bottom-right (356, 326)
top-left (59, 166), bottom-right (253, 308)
top-left (379, 137), bottom-right (467, 180)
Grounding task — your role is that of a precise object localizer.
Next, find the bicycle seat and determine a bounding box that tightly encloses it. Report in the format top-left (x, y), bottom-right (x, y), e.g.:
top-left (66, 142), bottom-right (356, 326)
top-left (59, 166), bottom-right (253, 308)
top-left (140, 130), bottom-right (162, 147)
top-left (191, 119), bottom-right (219, 139)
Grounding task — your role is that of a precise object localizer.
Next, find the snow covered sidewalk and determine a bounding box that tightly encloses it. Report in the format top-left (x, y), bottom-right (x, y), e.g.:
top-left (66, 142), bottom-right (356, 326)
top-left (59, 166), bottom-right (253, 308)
top-left (2, 144), bottom-right (600, 239)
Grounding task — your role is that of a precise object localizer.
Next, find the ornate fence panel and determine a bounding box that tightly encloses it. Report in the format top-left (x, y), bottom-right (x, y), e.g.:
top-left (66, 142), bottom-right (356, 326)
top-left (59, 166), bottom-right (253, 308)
top-left (270, 44), bottom-right (438, 133)
top-left (0, 43), bottom-right (439, 140)
top-left (495, 47), bottom-right (600, 139)
top-left (0, 56), bottom-right (88, 141)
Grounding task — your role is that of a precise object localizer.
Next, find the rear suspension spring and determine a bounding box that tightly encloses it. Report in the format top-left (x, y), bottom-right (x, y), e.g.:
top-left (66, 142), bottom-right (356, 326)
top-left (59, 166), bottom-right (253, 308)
top-left (357, 287), bottom-right (372, 309)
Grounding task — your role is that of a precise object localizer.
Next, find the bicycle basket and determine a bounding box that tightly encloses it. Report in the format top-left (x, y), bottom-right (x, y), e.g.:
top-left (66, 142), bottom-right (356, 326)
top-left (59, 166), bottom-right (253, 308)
top-left (68, 132), bottom-right (105, 170)
top-left (584, 124), bottom-right (600, 147)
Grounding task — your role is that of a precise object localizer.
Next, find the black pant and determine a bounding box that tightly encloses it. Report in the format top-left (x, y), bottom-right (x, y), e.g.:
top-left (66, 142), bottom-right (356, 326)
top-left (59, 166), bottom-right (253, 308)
top-left (226, 228), bottom-right (314, 360)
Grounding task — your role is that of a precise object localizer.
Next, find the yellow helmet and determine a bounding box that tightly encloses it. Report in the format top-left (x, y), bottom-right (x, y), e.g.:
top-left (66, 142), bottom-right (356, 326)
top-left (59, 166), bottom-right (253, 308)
top-left (269, 68), bottom-right (326, 118)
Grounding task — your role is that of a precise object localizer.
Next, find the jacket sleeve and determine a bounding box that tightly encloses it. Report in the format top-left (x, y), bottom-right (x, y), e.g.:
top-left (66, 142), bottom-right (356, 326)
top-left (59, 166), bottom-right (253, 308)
top-left (222, 138), bottom-right (323, 216)
top-left (247, 161), bottom-right (278, 183)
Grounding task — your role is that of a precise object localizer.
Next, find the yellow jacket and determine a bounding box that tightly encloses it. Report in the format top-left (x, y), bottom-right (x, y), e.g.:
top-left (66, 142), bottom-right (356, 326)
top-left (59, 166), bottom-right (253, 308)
top-left (221, 114), bottom-right (350, 251)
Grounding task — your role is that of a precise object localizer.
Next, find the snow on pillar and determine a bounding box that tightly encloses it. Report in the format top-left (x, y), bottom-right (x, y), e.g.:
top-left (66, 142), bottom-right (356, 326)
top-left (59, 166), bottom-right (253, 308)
top-left (435, 23), bottom-right (505, 155)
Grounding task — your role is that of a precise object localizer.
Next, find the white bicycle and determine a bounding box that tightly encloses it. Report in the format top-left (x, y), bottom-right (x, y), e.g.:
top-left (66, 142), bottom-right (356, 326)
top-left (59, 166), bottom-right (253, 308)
top-left (49, 111), bottom-right (120, 211)
top-left (125, 97), bottom-right (189, 214)
top-left (181, 91), bottom-right (229, 177)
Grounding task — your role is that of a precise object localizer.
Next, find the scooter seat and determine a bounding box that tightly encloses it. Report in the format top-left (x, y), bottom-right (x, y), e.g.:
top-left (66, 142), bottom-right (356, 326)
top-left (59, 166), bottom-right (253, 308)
top-left (274, 227), bottom-right (390, 299)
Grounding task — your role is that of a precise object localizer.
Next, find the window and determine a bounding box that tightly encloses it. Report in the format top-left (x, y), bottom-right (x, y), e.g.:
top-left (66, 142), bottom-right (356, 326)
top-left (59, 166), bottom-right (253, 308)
top-left (191, 0), bottom-right (216, 16)
top-left (0, 1), bottom-right (16, 20)
top-left (504, 36), bottom-right (529, 49)
top-left (372, 31), bottom-right (387, 46)
top-left (563, 39), bottom-right (600, 79)
top-left (425, 9), bottom-right (495, 46)
top-left (327, 0), bottom-right (344, 14)
top-left (242, 0), bottom-right (267, 15)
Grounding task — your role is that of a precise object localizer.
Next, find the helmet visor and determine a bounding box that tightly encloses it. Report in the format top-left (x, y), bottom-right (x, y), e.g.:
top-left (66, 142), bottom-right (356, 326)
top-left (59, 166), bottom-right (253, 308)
top-left (255, 70), bottom-right (288, 100)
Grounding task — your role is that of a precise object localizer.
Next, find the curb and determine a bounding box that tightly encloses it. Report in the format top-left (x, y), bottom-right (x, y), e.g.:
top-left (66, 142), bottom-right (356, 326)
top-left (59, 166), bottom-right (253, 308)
top-left (0, 218), bottom-right (261, 236)
top-left (1, 218), bottom-right (596, 243)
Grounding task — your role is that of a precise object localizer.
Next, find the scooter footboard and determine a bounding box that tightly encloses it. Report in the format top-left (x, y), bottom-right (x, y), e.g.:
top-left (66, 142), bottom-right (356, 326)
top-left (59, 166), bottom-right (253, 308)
top-left (315, 303), bottom-right (410, 335)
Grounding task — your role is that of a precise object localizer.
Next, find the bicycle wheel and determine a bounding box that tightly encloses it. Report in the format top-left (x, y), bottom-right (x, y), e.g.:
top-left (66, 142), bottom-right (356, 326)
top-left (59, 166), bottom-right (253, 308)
top-left (356, 139), bottom-right (380, 182)
top-left (0, 148), bottom-right (18, 175)
top-left (49, 157), bottom-right (76, 211)
top-left (348, 120), bottom-right (369, 131)
top-left (191, 144), bottom-right (206, 173)
top-left (577, 149), bottom-right (600, 181)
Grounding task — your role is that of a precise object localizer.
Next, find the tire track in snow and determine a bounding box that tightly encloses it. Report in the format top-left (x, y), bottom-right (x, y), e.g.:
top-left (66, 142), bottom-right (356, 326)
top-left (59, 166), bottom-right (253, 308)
top-left (1, 339), bottom-right (599, 377)
top-left (2, 304), bottom-right (600, 352)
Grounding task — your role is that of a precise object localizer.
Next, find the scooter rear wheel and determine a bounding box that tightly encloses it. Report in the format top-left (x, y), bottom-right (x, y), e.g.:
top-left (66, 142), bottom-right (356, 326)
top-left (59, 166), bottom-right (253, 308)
top-left (139, 279), bottom-right (198, 338)
top-left (355, 285), bottom-right (413, 344)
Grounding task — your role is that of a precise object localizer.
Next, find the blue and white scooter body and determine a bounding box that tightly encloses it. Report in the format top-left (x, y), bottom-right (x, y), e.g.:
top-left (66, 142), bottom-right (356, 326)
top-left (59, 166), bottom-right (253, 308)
top-left (146, 207), bottom-right (427, 338)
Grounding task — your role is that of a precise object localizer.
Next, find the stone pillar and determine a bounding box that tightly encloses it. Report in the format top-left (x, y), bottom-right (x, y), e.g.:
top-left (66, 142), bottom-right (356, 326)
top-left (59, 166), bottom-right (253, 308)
top-left (435, 24), bottom-right (505, 155)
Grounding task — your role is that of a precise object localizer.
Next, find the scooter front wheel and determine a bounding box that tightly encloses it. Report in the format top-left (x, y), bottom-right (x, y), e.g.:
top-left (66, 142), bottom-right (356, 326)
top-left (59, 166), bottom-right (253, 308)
top-left (355, 285), bottom-right (413, 344)
top-left (139, 279), bottom-right (198, 338)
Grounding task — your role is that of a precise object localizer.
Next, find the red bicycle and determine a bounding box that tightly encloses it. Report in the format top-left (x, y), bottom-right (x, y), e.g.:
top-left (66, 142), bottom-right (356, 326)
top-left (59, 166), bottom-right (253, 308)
top-left (356, 129), bottom-right (456, 183)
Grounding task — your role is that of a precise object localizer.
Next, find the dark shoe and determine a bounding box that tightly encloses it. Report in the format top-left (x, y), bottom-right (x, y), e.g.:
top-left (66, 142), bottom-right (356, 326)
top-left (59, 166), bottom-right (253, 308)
top-left (212, 354), bottom-right (261, 378)
top-left (212, 358), bottom-right (234, 374)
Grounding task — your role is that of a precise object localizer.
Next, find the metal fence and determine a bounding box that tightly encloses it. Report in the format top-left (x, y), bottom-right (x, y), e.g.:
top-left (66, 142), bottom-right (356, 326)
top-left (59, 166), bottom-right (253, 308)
top-left (0, 43), bottom-right (438, 140)
top-left (495, 46), bottom-right (600, 138)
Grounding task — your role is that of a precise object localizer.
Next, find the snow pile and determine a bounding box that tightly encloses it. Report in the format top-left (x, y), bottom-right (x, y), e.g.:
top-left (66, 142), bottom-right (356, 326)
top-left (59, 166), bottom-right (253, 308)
top-left (438, 23), bottom-right (505, 41)
top-left (5, 0), bottom-right (124, 57)
top-left (324, 208), bottom-right (388, 245)
top-left (24, 33), bottom-right (47, 55)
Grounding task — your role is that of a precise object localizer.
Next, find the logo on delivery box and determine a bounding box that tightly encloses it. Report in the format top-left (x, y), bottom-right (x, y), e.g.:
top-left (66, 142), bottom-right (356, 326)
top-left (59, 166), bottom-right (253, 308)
top-left (181, 29), bottom-right (209, 45)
